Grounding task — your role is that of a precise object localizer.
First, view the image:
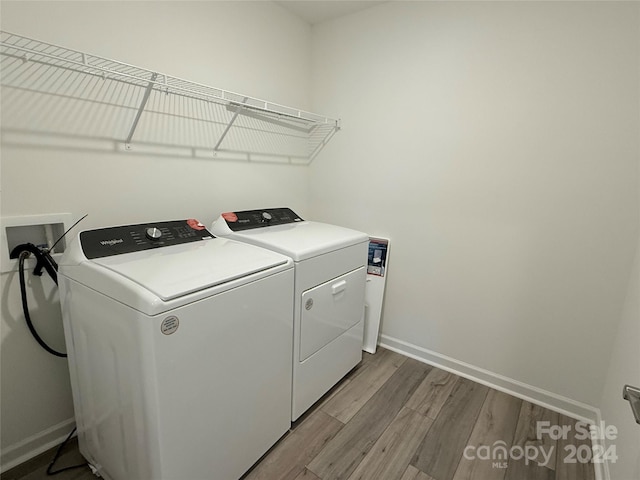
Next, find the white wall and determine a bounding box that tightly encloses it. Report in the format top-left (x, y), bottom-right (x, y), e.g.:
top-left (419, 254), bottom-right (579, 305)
top-left (0, 0), bottom-right (312, 469)
top-left (310, 1), bottom-right (640, 408)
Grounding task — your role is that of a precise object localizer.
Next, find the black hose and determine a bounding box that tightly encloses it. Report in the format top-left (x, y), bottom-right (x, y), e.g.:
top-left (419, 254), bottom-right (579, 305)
top-left (46, 427), bottom-right (87, 475)
top-left (17, 250), bottom-right (67, 358)
top-left (11, 242), bottom-right (58, 285)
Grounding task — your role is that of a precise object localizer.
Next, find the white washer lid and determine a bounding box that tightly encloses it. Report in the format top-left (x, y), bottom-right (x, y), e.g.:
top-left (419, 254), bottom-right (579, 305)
top-left (82, 238), bottom-right (288, 302)
top-left (218, 221), bottom-right (368, 261)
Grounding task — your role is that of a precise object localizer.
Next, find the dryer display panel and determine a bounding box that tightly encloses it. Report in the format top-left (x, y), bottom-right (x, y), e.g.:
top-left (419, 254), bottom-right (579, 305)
top-left (80, 219), bottom-right (213, 259)
top-left (222, 208), bottom-right (303, 231)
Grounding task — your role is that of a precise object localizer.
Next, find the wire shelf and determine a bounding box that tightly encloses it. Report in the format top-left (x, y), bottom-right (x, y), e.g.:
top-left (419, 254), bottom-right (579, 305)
top-left (0, 31), bottom-right (340, 163)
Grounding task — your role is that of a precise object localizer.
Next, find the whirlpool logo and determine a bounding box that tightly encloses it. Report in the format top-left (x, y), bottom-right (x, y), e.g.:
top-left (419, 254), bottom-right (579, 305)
top-left (100, 238), bottom-right (124, 246)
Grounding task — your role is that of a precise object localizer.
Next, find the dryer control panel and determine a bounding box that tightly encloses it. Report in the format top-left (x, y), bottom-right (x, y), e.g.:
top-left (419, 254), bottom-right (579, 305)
top-left (221, 208), bottom-right (304, 231)
top-left (80, 219), bottom-right (213, 259)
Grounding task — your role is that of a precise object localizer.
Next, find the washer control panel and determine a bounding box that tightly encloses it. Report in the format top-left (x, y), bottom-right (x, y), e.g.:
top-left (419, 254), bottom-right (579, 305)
top-left (221, 208), bottom-right (303, 231)
top-left (80, 219), bottom-right (213, 259)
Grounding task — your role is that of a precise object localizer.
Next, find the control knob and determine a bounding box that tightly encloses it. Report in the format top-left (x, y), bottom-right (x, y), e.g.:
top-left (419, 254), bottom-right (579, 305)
top-left (261, 212), bottom-right (272, 223)
top-left (146, 227), bottom-right (162, 240)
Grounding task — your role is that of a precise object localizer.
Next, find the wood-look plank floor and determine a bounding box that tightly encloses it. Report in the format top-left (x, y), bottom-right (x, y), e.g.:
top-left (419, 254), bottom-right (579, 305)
top-left (1, 348), bottom-right (596, 480)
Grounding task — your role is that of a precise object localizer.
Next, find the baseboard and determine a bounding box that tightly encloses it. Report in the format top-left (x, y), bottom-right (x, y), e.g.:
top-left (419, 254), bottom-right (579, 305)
top-left (0, 417), bottom-right (75, 473)
top-left (379, 334), bottom-right (600, 424)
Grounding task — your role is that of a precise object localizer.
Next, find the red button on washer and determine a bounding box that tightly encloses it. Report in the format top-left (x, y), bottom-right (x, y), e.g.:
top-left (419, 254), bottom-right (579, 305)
top-left (187, 219), bottom-right (206, 230)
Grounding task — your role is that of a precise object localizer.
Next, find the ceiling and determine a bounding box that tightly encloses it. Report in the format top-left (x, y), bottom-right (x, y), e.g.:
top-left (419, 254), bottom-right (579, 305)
top-left (274, 1), bottom-right (387, 25)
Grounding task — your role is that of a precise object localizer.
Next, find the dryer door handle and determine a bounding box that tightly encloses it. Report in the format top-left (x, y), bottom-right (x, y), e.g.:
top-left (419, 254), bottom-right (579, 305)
top-left (331, 280), bottom-right (347, 295)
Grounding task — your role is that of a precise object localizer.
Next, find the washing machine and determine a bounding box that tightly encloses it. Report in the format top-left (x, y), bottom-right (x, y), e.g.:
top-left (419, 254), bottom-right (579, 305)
top-left (211, 208), bottom-right (368, 420)
top-left (58, 219), bottom-right (294, 480)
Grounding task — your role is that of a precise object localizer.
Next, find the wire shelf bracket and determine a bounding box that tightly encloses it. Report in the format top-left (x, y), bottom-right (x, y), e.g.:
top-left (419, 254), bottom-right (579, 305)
top-left (125, 72), bottom-right (158, 148)
top-left (0, 31), bottom-right (341, 164)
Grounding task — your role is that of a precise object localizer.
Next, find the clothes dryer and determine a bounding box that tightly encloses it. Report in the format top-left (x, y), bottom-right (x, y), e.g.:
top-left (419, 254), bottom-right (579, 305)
top-left (211, 208), bottom-right (367, 420)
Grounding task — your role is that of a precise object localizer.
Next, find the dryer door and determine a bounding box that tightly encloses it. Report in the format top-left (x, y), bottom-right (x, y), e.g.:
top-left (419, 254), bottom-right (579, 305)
top-left (300, 266), bottom-right (365, 361)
